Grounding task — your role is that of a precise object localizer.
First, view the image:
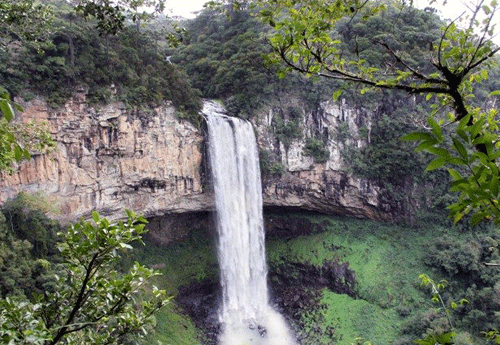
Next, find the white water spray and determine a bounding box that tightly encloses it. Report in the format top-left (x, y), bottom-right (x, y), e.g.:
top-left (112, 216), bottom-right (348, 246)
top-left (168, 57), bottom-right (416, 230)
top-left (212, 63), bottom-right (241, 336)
top-left (204, 102), bottom-right (296, 345)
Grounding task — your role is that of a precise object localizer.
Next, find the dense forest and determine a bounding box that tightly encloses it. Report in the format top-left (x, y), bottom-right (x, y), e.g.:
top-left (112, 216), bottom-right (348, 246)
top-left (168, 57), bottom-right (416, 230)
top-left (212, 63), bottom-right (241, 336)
top-left (1, 0), bottom-right (201, 113)
top-left (2, 0), bottom-right (500, 344)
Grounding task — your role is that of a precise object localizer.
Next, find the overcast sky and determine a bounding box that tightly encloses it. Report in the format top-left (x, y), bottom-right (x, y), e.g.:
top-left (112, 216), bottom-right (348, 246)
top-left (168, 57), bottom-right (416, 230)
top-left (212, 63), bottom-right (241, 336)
top-left (165, 0), bottom-right (208, 18)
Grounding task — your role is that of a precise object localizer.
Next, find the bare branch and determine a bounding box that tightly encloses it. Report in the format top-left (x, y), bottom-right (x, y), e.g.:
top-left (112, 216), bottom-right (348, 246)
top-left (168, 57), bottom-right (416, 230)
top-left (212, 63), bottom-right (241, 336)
top-left (465, 46), bottom-right (500, 73)
top-left (465, 4), bottom-right (497, 72)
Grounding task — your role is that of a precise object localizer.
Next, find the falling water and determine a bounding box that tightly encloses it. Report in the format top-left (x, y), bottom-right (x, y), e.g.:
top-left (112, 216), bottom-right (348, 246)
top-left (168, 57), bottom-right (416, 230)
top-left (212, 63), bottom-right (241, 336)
top-left (204, 102), bottom-right (296, 345)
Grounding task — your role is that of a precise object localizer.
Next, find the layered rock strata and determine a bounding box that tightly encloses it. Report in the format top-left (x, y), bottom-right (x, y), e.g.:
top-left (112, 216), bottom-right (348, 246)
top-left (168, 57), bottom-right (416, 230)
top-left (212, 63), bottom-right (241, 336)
top-left (0, 96), bottom-right (390, 223)
top-left (0, 95), bottom-right (210, 222)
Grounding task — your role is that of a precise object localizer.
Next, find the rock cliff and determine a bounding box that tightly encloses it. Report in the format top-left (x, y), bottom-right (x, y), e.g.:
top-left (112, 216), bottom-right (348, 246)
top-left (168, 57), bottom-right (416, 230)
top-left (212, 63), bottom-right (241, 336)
top-left (0, 94), bottom-right (210, 222)
top-left (255, 100), bottom-right (389, 221)
top-left (0, 96), bottom-right (391, 222)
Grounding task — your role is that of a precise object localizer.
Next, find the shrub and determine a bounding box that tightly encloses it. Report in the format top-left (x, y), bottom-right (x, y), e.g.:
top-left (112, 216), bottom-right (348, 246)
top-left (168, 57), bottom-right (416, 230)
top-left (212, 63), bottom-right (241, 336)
top-left (259, 149), bottom-right (284, 176)
top-left (303, 137), bottom-right (330, 163)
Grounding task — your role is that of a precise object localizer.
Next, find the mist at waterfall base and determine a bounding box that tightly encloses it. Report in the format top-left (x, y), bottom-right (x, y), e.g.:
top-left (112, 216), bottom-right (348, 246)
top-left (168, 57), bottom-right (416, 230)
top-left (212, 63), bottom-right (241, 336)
top-left (205, 102), bottom-right (296, 345)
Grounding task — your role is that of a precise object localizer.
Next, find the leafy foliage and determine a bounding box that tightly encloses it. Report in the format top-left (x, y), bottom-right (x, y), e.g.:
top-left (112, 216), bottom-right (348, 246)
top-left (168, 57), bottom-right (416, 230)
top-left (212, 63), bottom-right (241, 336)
top-left (1, 0), bottom-right (202, 115)
top-left (253, 0), bottom-right (500, 225)
top-left (173, 8), bottom-right (275, 118)
top-left (0, 209), bottom-right (169, 345)
top-left (260, 149), bottom-right (284, 175)
top-left (74, 0), bottom-right (165, 36)
top-left (274, 113), bottom-right (302, 149)
top-left (174, 7), bottom-right (334, 118)
top-left (303, 137), bottom-right (330, 163)
top-left (346, 113), bottom-right (422, 183)
top-left (0, 0), bottom-right (54, 48)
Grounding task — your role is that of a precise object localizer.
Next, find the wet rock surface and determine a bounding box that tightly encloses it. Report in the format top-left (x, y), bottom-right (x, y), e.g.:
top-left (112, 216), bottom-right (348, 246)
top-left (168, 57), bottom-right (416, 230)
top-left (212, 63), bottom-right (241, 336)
top-left (175, 259), bottom-right (356, 345)
top-left (175, 279), bottom-right (221, 345)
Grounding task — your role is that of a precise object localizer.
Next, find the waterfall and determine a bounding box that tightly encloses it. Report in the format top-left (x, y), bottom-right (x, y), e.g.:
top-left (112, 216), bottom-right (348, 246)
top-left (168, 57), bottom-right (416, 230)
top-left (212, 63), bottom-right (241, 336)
top-left (204, 102), bottom-right (296, 345)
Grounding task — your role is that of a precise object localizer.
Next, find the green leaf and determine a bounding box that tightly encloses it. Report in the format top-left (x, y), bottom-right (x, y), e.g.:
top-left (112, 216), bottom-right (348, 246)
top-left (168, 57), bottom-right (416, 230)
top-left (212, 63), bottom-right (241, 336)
top-left (119, 243), bottom-right (133, 250)
top-left (447, 168), bottom-right (462, 181)
top-left (426, 157), bottom-right (447, 171)
top-left (0, 99), bottom-right (15, 121)
top-left (426, 147), bottom-right (450, 158)
top-left (92, 211), bottom-right (100, 223)
top-left (415, 140), bottom-right (438, 152)
top-left (490, 177), bottom-right (499, 196)
top-left (449, 157), bottom-right (468, 165)
top-left (459, 298), bottom-right (469, 305)
top-left (450, 179), bottom-right (469, 191)
top-left (332, 89), bottom-right (342, 102)
top-left (452, 137), bottom-right (468, 160)
top-left (453, 211), bottom-right (465, 223)
top-left (427, 117), bottom-right (443, 140)
top-left (471, 212), bottom-right (489, 226)
top-left (438, 332), bottom-right (456, 344)
top-left (458, 113), bottom-right (472, 130)
top-left (470, 118), bottom-right (486, 138)
top-left (456, 128), bottom-right (468, 141)
top-left (489, 90), bottom-right (500, 97)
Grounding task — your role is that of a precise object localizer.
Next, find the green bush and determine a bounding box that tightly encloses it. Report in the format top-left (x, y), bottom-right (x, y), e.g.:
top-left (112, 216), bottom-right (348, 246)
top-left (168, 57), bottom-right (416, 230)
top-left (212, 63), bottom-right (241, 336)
top-left (1, 12), bottom-right (202, 117)
top-left (273, 114), bottom-right (302, 149)
top-left (0, 193), bottom-right (62, 298)
top-left (303, 137), bottom-right (330, 163)
top-left (260, 149), bottom-right (284, 176)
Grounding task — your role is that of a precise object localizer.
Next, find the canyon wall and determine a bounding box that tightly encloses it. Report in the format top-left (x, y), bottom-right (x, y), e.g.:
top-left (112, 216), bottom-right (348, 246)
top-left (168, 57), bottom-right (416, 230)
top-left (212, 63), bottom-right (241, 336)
top-left (0, 95), bottom-right (392, 223)
top-left (255, 100), bottom-right (388, 220)
top-left (0, 94), bottom-right (210, 222)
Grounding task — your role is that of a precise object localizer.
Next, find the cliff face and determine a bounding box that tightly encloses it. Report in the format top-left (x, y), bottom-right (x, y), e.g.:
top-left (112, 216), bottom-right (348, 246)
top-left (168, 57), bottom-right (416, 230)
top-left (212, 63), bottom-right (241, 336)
top-left (255, 100), bottom-right (389, 221)
top-left (0, 94), bottom-right (210, 222)
top-left (0, 96), bottom-right (391, 222)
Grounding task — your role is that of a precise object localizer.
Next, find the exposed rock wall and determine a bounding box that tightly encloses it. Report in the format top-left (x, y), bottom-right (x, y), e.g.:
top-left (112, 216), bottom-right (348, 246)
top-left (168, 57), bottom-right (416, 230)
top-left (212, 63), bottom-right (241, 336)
top-left (0, 95), bottom-right (211, 222)
top-left (255, 100), bottom-right (389, 221)
top-left (0, 96), bottom-right (391, 223)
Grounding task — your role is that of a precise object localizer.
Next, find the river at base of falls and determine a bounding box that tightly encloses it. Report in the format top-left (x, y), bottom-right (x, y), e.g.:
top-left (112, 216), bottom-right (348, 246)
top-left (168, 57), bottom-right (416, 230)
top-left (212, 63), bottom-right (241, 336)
top-left (204, 101), bottom-right (296, 345)
top-left (219, 309), bottom-right (296, 345)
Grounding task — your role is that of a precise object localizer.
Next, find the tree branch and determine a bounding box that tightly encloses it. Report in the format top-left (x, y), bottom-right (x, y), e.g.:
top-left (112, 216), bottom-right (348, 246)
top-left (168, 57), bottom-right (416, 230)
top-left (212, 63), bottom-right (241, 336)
top-left (48, 252), bottom-right (99, 345)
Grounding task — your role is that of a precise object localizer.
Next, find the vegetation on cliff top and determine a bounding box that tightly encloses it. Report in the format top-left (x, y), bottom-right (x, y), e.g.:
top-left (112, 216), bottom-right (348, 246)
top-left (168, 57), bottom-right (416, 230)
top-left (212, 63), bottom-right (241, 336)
top-left (1, 0), bottom-right (202, 113)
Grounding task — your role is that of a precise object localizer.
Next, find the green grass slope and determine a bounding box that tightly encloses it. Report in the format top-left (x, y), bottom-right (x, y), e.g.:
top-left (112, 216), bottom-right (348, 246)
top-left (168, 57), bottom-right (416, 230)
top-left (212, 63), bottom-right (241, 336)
top-left (266, 214), bottom-right (451, 344)
top-left (136, 212), bottom-right (492, 344)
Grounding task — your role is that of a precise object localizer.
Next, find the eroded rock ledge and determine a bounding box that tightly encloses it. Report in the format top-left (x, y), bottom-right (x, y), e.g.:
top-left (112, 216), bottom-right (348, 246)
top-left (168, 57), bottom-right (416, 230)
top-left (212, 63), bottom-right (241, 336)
top-left (0, 96), bottom-right (392, 223)
top-left (0, 96), bottom-right (210, 222)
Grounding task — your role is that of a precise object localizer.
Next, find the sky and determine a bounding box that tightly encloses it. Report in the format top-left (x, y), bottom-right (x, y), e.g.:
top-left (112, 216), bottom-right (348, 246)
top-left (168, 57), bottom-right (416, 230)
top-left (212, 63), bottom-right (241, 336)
top-left (165, 0), bottom-right (208, 18)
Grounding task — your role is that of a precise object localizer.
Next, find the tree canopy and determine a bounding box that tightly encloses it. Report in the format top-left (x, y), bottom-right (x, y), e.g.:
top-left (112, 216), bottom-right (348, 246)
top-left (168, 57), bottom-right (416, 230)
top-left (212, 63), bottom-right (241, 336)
top-left (238, 0), bottom-right (500, 226)
top-left (0, 208), bottom-right (169, 345)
